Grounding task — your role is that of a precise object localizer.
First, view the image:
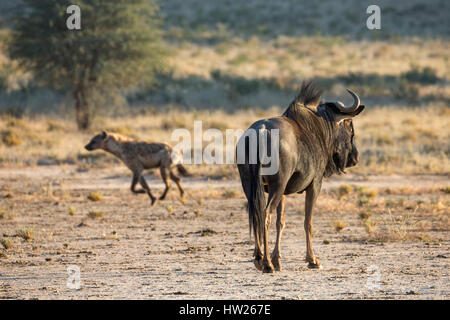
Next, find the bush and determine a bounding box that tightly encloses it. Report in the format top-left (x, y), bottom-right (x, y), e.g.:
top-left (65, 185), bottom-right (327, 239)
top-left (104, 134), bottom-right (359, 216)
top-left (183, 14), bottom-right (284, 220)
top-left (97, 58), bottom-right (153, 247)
top-left (1, 130), bottom-right (22, 146)
top-left (401, 66), bottom-right (440, 84)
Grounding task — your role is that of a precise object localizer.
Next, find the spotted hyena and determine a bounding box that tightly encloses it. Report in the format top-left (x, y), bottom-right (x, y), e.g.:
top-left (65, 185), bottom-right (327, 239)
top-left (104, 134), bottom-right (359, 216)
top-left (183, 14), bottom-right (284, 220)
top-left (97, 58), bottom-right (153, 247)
top-left (85, 131), bottom-right (188, 206)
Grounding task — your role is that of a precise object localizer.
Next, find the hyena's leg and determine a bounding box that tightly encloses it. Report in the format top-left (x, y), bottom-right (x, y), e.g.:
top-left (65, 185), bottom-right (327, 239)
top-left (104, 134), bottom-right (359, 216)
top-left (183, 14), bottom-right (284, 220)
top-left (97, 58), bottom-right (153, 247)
top-left (169, 170), bottom-right (185, 198)
top-left (139, 175), bottom-right (157, 206)
top-left (130, 172), bottom-right (146, 194)
top-left (159, 167), bottom-right (171, 200)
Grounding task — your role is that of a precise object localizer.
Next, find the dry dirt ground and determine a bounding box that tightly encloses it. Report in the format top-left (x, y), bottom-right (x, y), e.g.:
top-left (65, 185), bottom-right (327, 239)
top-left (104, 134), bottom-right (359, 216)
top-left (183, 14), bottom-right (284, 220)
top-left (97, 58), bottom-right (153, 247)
top-left (0, 166), bottom-right (448, 300)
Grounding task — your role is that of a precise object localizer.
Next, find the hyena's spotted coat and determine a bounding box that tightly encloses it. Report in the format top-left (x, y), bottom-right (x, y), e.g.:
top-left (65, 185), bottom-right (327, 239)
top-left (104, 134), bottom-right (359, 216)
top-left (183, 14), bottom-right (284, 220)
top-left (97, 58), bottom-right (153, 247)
top-left (85, 131), bottom-right (188, 206)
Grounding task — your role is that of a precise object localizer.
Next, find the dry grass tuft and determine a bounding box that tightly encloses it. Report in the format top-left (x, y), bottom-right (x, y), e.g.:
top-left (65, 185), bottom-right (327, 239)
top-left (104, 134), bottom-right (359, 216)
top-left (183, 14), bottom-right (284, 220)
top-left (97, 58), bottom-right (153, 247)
top-left (333, 220), bottom-right (346, 232)
top-left (68, 206), bottom-right (76, 216)
top-left (87, 210), bottom-right (104, 219)
top-left (16, 228), bottom-right (34, 242)
top-left (366, 208), bottom-right (421, 242)
top-left (0, 207), bottom-right (14, 219)
top-left (357, 187), bottom-right (378, 206)
top-left (165, 204), bottom-right (174, 214)
top-left (357, 187), bottom-right (378, 199)
top-left (221, 189), bottom-right (239, 199)
top-left (1, 238), bottom-right (12, 249)
top-left (337, 184), bottom-right (352, 199)
top-left (359, 211), bottom-right (372, 220)
top-left (441, 186), bottom-right (450, 194)
top-left (363, 219), bottom-right (378, 235)
top-left (87, 192), bottom-right (103, 202)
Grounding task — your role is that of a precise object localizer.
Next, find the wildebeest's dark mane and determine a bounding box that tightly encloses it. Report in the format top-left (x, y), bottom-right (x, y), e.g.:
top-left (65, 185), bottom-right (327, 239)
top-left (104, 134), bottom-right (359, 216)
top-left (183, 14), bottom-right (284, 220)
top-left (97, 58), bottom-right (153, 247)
top-left (282, 82), bottom-right (344, 178)
top-left (284, 81), bottom-right (323, 113)
top-left (282, 81), bottom-right (332, 142)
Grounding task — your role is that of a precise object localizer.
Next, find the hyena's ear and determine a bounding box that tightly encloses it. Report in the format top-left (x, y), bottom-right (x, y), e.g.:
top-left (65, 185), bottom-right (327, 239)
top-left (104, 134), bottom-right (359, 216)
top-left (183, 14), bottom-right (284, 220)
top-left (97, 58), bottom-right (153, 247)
top-left (101, 130), bottom-right (107, 139)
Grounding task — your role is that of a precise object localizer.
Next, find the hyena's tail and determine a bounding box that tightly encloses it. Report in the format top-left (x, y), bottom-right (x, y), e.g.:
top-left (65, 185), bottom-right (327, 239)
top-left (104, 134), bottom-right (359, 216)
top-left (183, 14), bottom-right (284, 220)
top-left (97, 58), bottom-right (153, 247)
top-left (177, 164), bottom-right (190, 176)
top-left (170, 148), bottom-right (190, 176)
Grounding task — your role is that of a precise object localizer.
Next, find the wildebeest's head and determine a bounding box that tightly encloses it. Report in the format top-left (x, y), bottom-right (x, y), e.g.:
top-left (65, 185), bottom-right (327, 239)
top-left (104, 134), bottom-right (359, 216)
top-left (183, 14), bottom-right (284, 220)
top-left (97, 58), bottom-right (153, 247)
top-left (282, 82), bottom-right (365, 176)
top-left (85, 131), bottom-right (108, 151)
top-left (320, 89), bottom-right (365, 173)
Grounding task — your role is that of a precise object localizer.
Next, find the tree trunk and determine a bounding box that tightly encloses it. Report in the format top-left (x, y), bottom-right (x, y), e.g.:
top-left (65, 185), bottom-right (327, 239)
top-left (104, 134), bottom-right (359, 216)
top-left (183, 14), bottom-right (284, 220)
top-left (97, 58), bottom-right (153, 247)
top-left (74, 86), bottom-right (90, 130)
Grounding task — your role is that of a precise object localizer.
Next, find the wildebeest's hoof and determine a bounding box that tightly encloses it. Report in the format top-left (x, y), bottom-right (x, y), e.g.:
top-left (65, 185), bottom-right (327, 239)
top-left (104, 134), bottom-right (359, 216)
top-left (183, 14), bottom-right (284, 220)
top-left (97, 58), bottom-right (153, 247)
top-left (253, 258), bottom-right (263, 271)
top-left (271, 257), bottom-right (282, 271)
top-left (150, 198), bottom-right (158, 206)
top-left (307, 259), bottom-right (322, 269)
top-left (262, 263), bottom-right (275, 273)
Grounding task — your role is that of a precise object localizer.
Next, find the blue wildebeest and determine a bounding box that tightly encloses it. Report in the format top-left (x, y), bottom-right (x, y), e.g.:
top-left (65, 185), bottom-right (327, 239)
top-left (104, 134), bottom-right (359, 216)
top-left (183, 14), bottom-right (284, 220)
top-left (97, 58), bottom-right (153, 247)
top-left (237, 81), bottom-right (365, 273)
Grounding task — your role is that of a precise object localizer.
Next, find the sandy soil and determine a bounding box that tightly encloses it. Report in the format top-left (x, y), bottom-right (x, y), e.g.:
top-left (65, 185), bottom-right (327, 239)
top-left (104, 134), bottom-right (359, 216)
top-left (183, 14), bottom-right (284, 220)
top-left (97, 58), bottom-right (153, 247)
top-left (0, 166), bottom-right (448, 299)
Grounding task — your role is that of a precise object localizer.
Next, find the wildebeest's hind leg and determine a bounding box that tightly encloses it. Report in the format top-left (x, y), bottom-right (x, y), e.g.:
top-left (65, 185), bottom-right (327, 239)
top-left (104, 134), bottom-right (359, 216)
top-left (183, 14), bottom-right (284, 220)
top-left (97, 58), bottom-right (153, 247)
top-left (159, 167), bottom-right (171, 200)
top-left (130, 172), bottom-right (146, 194)
top-left (261, 188), bottom-right (285, 273)
top-left (271, 195), bottom-right (286, 271)
top-left (139, 175), bottom-right (157, 206)
top-left (304, 180), bottom-right (322, 269)
top-left (169, 170), bottom-right (185, 198)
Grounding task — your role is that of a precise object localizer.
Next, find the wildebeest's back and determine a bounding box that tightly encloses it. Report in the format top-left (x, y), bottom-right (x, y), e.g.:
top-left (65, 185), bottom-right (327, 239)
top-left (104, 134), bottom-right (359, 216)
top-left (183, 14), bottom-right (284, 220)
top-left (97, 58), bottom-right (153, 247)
top-left (244, 116), bottom-right (314, 195)
top-left (246, 111), bottom-right (331, 195)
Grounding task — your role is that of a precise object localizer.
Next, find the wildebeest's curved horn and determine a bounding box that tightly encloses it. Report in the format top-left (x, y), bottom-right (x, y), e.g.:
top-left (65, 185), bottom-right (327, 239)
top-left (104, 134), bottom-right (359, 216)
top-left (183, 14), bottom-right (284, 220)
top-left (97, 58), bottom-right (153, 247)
top-left (333, 89), bottom-right (360, 113)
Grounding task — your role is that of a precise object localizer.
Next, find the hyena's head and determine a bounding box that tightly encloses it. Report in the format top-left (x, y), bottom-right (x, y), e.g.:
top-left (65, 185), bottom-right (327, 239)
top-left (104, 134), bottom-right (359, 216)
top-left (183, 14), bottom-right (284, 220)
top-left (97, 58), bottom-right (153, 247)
top-left (85, 131), bottom-right (108, 151)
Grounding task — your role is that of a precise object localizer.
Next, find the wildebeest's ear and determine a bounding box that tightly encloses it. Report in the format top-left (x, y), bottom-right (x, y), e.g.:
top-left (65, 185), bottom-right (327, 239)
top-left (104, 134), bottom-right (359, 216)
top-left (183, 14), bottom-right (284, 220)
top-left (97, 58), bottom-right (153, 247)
top-left (101, 130), bottom-right (107, 139)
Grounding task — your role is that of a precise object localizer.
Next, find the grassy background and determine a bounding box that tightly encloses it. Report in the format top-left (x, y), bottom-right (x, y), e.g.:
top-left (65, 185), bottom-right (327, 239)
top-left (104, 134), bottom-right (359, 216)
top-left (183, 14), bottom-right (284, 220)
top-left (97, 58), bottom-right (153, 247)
top-left (0, 0), bottom-right (448, 175)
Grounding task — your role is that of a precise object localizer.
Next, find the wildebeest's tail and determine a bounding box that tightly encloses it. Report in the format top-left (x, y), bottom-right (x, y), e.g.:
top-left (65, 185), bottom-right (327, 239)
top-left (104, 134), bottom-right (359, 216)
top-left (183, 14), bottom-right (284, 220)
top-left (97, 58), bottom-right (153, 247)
top-left (177, 164), bottom-right (190, 176)
top-left (247, 159), bottom-right (266, 244)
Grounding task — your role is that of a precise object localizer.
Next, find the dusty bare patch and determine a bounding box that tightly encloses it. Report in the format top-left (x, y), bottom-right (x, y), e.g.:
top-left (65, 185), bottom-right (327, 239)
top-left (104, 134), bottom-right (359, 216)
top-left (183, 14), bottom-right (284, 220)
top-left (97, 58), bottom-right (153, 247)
top-left (0, 167), bottom-right (447, 299)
